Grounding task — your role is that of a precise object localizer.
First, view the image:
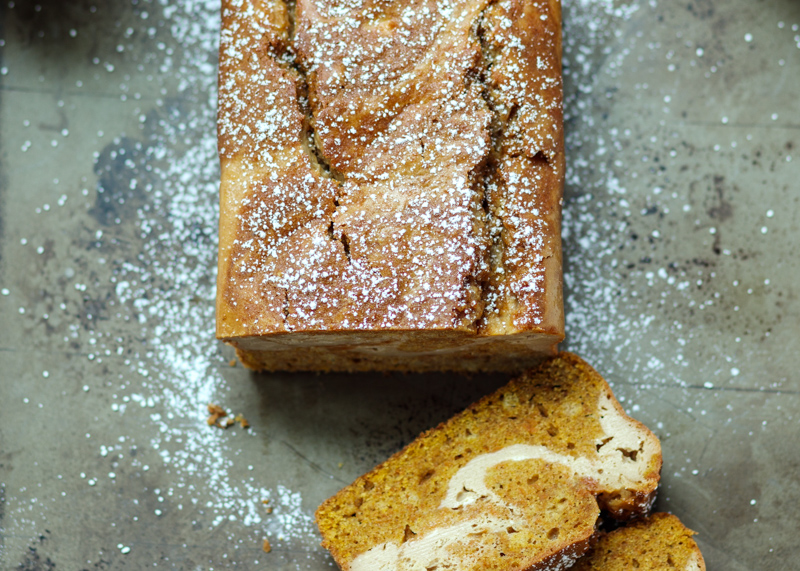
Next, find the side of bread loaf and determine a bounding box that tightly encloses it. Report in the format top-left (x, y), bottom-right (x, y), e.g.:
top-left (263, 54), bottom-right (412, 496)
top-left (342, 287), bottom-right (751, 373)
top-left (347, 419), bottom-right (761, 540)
top-left (570, 513), bottom-right (706, 571)
top-left (216, 0), bottom-right (565, 372)
top-left (315, 353), bottom-right (662, 570)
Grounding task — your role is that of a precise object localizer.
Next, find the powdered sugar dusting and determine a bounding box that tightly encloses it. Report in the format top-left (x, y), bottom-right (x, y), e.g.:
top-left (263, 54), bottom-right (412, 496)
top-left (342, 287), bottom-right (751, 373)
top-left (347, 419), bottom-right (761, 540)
top-left (96, 0), bottom-right (325, 559)
top-left (217, 0), bottom-right (564, 339)
top-left (0, 0), bottom-right (322, 567)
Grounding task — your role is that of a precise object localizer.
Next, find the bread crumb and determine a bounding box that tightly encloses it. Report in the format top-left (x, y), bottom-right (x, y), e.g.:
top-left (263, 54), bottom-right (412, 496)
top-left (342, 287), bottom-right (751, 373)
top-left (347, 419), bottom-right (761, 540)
top-left (229, 359), bottom-right (237, 367)
top-left (207, 404), bottom-right (250, 429)
top-left (207, 403), bottom-right (227, 426)
top-left (207, 403), bottom-right (226, 416)
top-left (262, 538), bottom-right (271, 553)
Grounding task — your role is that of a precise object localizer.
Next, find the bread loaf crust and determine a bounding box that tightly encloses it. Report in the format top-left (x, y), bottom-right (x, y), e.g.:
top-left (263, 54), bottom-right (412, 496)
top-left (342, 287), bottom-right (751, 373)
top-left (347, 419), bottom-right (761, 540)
top-left (216, 0), bottom-right (565, 371)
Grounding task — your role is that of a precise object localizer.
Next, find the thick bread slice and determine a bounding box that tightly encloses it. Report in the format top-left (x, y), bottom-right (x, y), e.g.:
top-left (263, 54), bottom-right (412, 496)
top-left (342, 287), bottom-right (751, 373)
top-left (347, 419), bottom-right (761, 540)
top-left (315, 353), bottom-right (662, 571)
top-left (570, 513), bottom-right (706, 571)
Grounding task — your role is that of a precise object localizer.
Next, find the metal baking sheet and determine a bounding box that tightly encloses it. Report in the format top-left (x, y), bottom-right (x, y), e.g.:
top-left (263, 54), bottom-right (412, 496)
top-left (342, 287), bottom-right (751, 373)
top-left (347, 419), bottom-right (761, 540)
top-left (1, 0), bottom-right (798, 569)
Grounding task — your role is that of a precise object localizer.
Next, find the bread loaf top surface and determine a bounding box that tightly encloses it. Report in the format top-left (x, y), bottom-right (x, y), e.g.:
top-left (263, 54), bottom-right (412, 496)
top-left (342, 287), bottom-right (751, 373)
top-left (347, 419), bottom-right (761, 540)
top-left (315, 353), bottom-right (662, 571)
top-left (216, 0), bottom-right (564, 338)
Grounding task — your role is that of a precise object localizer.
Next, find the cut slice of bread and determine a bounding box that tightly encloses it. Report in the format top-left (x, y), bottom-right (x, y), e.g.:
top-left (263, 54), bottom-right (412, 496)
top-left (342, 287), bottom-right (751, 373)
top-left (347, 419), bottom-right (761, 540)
top-left (315, 352), bottom-right (662, 571)
top-left (570, 512), bottom-right (706, 571)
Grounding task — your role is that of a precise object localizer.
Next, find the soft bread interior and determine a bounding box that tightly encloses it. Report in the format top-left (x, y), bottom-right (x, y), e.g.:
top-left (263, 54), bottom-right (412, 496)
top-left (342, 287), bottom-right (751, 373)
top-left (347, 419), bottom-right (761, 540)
top-left (316, 353), bottom-right (663, 571)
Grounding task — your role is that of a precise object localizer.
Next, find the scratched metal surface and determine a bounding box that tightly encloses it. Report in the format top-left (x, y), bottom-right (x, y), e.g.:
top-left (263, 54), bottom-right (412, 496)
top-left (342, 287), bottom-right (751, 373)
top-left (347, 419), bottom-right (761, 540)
top-left (1, 1), bottom-right (799, 570)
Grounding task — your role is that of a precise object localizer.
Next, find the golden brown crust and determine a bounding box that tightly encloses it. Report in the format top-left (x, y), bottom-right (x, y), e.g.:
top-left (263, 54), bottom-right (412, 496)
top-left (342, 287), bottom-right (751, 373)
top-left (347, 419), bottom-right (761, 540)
top-left (315, 353), bottom-right (662, 570)
top-left (217, 0), bottom-right (565, 371)
top-left (570, 513), bottom-right (706, 571)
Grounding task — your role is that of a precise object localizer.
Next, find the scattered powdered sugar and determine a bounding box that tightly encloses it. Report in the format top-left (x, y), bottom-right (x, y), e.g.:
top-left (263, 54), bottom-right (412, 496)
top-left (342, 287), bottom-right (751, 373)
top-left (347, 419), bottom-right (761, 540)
top-left (0, 0), bottom-right (319, 566)
top-left (89, 0), bottom-right (324, 556)
top-left (560, 0), bottom-right (793, 395)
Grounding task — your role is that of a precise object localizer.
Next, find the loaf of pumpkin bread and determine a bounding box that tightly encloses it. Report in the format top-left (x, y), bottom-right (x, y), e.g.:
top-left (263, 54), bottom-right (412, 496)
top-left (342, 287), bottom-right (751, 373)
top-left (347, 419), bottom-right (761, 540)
top-left (315, 353), bottom-right (662, 570)
top-left (216, 0), bottom-right (565, 371)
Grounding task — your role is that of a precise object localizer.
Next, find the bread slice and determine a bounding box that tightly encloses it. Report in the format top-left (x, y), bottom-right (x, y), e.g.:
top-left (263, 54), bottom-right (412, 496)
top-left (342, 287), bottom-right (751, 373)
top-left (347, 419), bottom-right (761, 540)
top-left (215, 0), bottom-right (565, 372)
top-left (570, 513), bottom-right (706, 571)
top-left (315, 353), bottom-right (662, 570)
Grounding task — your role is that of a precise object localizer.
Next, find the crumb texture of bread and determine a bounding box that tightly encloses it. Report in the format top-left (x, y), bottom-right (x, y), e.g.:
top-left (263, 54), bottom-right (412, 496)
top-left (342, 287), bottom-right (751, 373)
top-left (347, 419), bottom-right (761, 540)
top-left (315, 353), bottom-right (662, 570)
top-left (570, 513), bottom-right (706, 571)
top-left (215, 0), bottom-right (565, 371)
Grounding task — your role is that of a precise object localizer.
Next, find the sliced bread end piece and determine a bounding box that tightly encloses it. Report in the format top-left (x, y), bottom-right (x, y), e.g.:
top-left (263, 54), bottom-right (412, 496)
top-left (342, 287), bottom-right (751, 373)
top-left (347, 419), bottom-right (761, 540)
top-left (570, 512), bottom-right (706, 571)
